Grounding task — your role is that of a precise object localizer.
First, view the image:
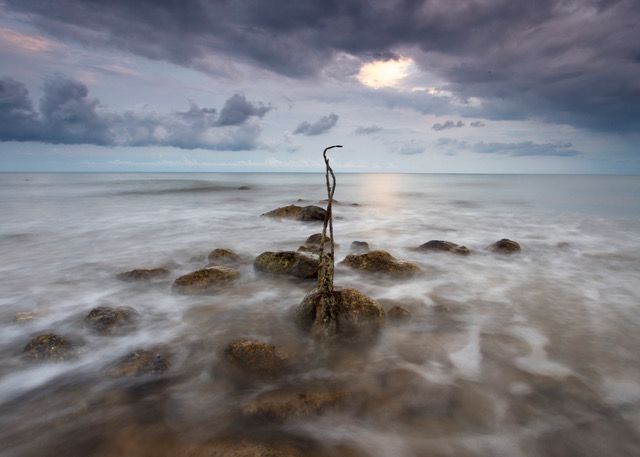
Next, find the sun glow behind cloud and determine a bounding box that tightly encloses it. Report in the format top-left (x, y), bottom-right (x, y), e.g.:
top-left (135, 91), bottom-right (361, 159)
top-left (357, 57), bottom-right (414, 89)
top-left (0, 27), bottom-right (50, 52)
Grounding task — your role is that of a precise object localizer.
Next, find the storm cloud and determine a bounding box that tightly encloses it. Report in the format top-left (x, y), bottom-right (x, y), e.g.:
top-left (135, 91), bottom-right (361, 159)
top-left (0, 75), bottom-right (269, 150)
top-left (294, 113), bottom-right (339, 136)
top-left (3, 0), bottom-right (639, 133)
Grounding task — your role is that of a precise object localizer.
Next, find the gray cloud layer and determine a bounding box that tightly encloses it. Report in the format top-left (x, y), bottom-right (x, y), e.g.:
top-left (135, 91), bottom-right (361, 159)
top-left (435, 137), bottom-right (581, 157)
top-left (354, 125), bottom-right (383, 135)
top-left (2, 0), bottom-right (640, 133)
top-left (0, 76), bottom-right (270, 150)
top-left (432, 120), bottom-right (464, 131)
top-left (293, 113), bottom-right (339, 136)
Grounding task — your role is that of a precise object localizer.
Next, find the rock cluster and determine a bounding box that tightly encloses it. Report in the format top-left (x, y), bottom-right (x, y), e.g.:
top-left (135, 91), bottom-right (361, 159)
top-left (262, 204), bottom-right (327, 222)
top-left (173, 266), bottom-right (240, 294)
top-left (254, 251), bottom-right (319, 279)
top-left (417, 240), bottom-right (470, 255)
top-left (341, 250), bottom-right (421, 277)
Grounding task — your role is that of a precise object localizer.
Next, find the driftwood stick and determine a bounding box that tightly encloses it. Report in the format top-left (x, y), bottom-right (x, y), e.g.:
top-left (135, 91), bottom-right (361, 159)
top-left (318, 145), bottom-right (341, 294)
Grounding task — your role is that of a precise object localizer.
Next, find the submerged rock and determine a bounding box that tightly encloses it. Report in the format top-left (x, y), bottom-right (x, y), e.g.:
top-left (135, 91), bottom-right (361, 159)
top-left (387, 305), bottom-right (412, 322)
top-left (85, 306), bottom-right (137, 335)
top-left (295, 287), bottom-right (385, 341)
top-left (23, 333), bottom-right (75, 361)
top-left (261, 204), bottom-right (327, 222)
top-left (110, 349), bottom-right (169, 378)
top-left (350, 241), bottom-right (369, 254)
top-left (417, 240), bottom-right (470, 255)
top-left (341, 250), bottom-right (420, 277)
top-left (298, 233), bottom-right (333, 254)
top-left (241, 382), bottom-right (346, 421)
top-left (223, 339), bottom-right (287, 380)
top-left (117, 267), bottom-right (170, 281)
top-left (14, 311), bottom-right (36, 323)
top-left (237, 185), bottom-right (251, 190)
top-left (207, 248), bottom-right (240, 266)
top-left (491, 238), bottom-right (521, 254)
top-left (254, 251), bottom-right (319, 279)
top-left (173, 266), bottom-right (239, 294)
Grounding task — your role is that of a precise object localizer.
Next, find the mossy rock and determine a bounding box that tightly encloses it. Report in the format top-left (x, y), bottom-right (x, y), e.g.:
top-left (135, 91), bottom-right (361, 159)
top-left (110, 349), bottom-right (169, 378)
top-left (341, 250), bottom-right (420, 277)
top-left (23, 333), bottom-right (75, 361)
top-left (208, 248), bottom-right (240, 266)
top-left (173, 266), bottom-right (239, 294)
top-left (117, 267), bottom-right (170, 281)
top-left (223, 339), bottom-right (287, 380)
top-left (491, 238), bottom-right (521, 254)
top-left (261, 204), bottom-right (326, 222)
top-left (85, 306), bottom-right (137, 335)
top-left (295, 287), bottom-right (385, 341)
top-left (241, 382), bottom-right (346, 421)
top-left (254, 251), bottom-right (319, 279)
top-left (418, 240), bottom-right (470, 255)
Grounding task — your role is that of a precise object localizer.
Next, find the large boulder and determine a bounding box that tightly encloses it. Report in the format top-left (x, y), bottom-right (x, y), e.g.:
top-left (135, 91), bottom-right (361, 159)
top-left (223, 339), bottom-right (288, 381)
top-left (241, 382), bottom-right (346, 421)
top-left (254, 251), bottom-right (319, 279)
top-left (417, 240), bottom-right (470, 255)
top-left (173, 266), bottom-right (239, 294)
top-left (207, 248), bottom-right (240, 266)
top-left (23, 333), bottom-right (75, 361)
top-left (110, 349), bottom-right (169, 378)
top-left (341, 250), bottom-right (420, 277)
top-left (491, 238), bottom-right (521, 254)
top-left (261, 204), bottom-right (327, 222)
top-left (117, 267), bottom-right (170, 281)
top-left (85, 306), bottom-right (137, 335)
top-left (295, 287), bottom-right (385, 341)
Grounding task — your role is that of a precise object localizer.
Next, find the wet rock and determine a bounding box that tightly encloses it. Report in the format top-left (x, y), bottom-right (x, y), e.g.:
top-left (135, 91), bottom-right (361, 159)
top-left (254, 251), bottom-right (319, 279)
top-left (298, 233), bottom-right (334, 255)
top-left (295, 287), bottom-right (385, 340)
top-left (261, 204), bottom-right (327, 222)
top-left (173, 266), bottom-right (239, 294)
top-left (117, 267), bottom-right (170, 281)
top-left (14, 311), bottom-right (36, 323)
top-left (110, 349), bottom-right (169, 378)
top-left (207, 248), bottom-right (240, 266)
top-left (23, 333), bottom-right (75, 361)
top-left (224, 339), bottom-right (287, 380)
top-left (491, 238), bottom-right (521, 254)
top-left (387, 305), bottom-right (412, 322)
top-left (241, 383), bottom-right (346, 421)
top-left (418, 240), bottom-right (470, 255)
top-left (341, 250), bottom-right (421, 277)
top-left (350, 241), bottom-right (369, 254)
top-left (185, 438), bottom-right (311, 457)
top-left (237, 185), bottom-right (251, 190)
top-left (85, 306), bottom-right (137, 335)
top-left (557, 241), bottom-right (571, 249)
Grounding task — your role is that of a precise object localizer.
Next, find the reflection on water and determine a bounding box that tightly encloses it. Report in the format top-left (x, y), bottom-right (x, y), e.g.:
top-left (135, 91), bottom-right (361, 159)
top-left (1, 173), bottom-right (640, 457)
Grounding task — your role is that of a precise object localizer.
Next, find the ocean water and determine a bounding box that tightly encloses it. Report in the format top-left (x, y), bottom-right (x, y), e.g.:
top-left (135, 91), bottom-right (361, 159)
top-left (1, 172), bottom-right (640, 456)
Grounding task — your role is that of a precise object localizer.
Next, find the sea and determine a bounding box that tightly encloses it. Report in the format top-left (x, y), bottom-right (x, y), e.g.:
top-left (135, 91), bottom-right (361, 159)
top-left (1, 172), bottom-right (640, 456)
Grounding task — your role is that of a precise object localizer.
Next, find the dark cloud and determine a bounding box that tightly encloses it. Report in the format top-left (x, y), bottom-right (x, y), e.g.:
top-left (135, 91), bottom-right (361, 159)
top-left (432, 120), bottom-right (464, 131)
top-left (294, 113), bottom-right (338, 136)
top-left (470, 121), bottom-right (485, 127)
top-left (0, 75), bottom-right (268, 150)
top-left (216, 93), bottom-right (271, 126)
top-left (354, 125), bottom-right (383, 135)
top-left (3, 0), bottom-right (640, 132)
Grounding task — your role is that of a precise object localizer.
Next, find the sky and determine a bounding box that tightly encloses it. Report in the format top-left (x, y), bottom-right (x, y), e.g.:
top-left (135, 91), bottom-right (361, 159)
top-left (0, 0), bottom-right (639, 173)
